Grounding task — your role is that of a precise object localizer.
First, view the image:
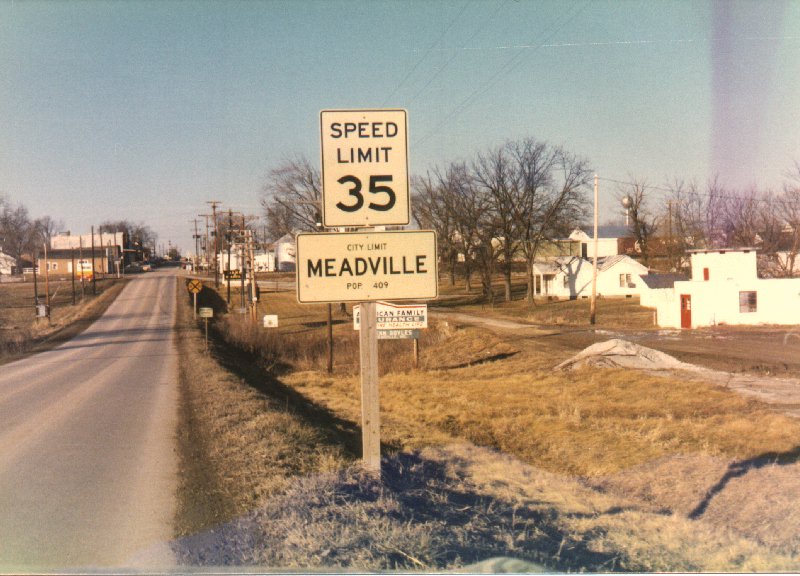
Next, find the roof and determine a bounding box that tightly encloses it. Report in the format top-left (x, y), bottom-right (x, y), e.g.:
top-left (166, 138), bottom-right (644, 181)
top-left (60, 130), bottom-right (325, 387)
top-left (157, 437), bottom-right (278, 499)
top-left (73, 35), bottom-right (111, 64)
top-left (38, 248), bottom-right (115, 259)
top-left (597, 254), bottom-right (648, 273)
top-left (686, 247), bottom-right (757, 254)
top-left (531, 256), bottom-right (580, 274)
top-left (573, 225), bottom-right (633, 240)
top-left (639, 273), bottom-right (688, 289)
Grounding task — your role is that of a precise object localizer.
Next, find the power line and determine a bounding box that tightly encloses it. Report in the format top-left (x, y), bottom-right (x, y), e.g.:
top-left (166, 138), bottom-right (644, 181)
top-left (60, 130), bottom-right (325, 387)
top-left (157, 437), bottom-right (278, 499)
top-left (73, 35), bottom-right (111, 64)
top-left (406, 0), bottom-right (510, 107)
top-left (597, 176), bottom-right (800, 209)
top-left (383, 0), bottom-right (475, 106)
top-left (414, 0), bottom-right (591, 149)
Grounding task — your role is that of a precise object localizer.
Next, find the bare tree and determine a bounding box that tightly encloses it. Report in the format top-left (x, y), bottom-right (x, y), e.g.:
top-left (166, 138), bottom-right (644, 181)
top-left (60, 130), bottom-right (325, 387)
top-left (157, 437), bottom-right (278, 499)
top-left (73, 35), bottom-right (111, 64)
top-left (511, 141), bottom-right (590, 302)
top-left (260, 155), bottom-right (322, 240)
top-left (99, 220), bottom-right (156, 254)
top-left (472, 145), bottom-right (519, 302)
top-left (617, 177), bottom-right (659, 264)
top-left (775, 161), bottom-right (800, 276)
top-left (32, 215), bottom-right (62, 247)
top-left (412, 171), bottom-right (459, 286)
top-left (668, 177), bottom-right (729, 270)
top-left (0, 201), bottom-right (36, 270)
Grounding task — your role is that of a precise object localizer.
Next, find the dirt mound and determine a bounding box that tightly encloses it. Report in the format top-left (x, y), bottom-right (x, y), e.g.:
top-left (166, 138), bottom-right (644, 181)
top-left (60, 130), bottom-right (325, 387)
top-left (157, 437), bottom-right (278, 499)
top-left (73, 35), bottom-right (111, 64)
top-left (554, 338), bottom-right (696, 372)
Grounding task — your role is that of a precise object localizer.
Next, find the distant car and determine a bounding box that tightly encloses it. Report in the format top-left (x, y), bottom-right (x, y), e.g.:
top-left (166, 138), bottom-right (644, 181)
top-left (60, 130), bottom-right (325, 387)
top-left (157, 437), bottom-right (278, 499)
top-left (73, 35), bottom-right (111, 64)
top-left (141, 262), bottom-right (152, 271)
top-left (124, 263), bottom-right (144, 274)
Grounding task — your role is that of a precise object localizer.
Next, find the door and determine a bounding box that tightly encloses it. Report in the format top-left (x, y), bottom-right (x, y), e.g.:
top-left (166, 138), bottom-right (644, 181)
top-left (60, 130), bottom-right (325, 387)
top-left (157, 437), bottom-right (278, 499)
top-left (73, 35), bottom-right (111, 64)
top-left (680, 294), bottom-right (692, 329)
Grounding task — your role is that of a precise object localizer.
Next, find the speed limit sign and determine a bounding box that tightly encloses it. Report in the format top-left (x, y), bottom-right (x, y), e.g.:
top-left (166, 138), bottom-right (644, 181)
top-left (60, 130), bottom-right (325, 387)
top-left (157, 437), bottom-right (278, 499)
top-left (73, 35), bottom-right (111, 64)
top-left (320, 109), bottom-right (409, 228)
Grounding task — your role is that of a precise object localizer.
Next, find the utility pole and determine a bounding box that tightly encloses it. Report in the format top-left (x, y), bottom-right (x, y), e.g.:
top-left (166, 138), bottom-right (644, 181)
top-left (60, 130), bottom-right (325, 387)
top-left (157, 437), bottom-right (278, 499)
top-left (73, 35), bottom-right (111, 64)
top-left (667, 200), bottom-right (674, 271)
top-left (32, 249), bottom-right (40, 317)
top-left (207, 201), bottom-right (222, 288)
top-left (79, 236), bottom-right (85, 300)
top-left (590, 174), bottom-right (599, 325)
top-left (190, 219), bottom-right (201, 272)
top-left (226, 208), bottom-right (233, 305)
top-left (248, 229), bottom-right (258, 323)
top-left (71, 248), bottom-right (76, 305)
top-left (240, 214), bottom-right (246, 311)
top-left (44, 242), bottom-right (51, 322)
top-left (199, 214), bottom-right (211, 277)
top-left (91, 226), bottom-right (97, 296)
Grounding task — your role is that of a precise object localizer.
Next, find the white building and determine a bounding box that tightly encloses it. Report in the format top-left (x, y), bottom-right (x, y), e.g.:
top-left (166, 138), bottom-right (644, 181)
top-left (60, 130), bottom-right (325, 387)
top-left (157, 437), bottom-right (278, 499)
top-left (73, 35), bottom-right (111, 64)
top-left (643, 248), bottom-right (800, 328)
top-left (569, 226), bottom-right (635, 259)
top-left (275, 233), bottom-right (297, 272)
top-left (531, 255), bottom-right (649, 299)
top-left (0, 251), bottom-right (15, 275)
top-left (51, 232), bottom-right (125, 251)
top-left (254, 251), bottom-right (275, 272)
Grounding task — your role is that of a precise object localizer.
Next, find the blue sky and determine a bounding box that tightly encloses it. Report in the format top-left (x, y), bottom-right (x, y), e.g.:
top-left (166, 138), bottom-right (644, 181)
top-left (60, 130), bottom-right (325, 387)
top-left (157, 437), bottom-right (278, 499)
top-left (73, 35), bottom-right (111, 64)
top-left (2, 0), bottom-right (799, 253)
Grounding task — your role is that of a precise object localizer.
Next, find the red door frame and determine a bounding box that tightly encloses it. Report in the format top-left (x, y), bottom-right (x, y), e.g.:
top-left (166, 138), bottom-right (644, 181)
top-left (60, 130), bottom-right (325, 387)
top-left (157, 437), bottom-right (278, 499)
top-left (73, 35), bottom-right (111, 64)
top-left (680, 294), bottom-right (692, 329)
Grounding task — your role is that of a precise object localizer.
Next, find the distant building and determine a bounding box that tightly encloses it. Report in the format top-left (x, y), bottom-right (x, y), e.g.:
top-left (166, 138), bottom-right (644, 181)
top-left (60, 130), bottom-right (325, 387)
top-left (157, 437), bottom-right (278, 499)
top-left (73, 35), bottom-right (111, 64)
top-left (0, 251), bottom-right (14, 275)
top-left (569, 226), bottom-right (636, 258)
top-left (51, 231), bottom-right (125, 252)
top-left (254, 251), bottom-right (275, 272)
top-left (531, 254), bottom-right (649, 299)
top-left (275, 233), bottom-right (297, 272)
top-left (642, 248), bottom-right (800, 328)
top-left (36, 246), bottom-right (121, 278)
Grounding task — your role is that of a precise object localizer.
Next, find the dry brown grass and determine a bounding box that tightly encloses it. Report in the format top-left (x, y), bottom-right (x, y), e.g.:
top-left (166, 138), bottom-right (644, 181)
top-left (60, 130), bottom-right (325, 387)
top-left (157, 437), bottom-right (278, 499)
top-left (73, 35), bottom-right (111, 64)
top-left (436, 275), bottom-right (656, 329)
top-left (0, 278), bottom-right (126, 360)
top-left (178, 279), bottom-right (800, 570)
top-left (173, 280), bottom-right (355, 536)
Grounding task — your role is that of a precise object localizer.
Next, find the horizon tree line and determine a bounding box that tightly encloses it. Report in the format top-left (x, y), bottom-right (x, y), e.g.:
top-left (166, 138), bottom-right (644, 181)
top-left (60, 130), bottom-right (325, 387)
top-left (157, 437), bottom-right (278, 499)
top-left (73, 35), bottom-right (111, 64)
top-left (261, 140), bottom-right (800, 301)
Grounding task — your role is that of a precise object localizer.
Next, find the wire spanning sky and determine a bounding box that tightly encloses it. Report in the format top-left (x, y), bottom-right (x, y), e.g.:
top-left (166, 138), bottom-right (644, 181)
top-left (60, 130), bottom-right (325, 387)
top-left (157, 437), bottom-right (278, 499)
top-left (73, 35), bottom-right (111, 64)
top-left (2, 0), bottom-right (799, 253)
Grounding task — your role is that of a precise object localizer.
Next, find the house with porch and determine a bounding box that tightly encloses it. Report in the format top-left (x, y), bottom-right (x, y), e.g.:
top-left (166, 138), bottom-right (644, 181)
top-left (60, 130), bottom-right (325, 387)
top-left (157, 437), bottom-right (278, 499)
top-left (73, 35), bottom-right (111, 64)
top-left (531, 254), bottom-right (649, 299)
top-left (642, 248), bottom-right (800, 328)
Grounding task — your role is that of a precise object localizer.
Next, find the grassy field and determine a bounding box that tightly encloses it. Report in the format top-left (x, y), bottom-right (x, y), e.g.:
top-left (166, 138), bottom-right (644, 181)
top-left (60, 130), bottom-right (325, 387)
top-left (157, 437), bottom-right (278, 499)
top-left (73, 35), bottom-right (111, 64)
top-left (435, 274), bottom-right (656, 329)
top-left (0, 277), bottom-right (126, 361)
top-left (174, 277), bottom-right (800, 570)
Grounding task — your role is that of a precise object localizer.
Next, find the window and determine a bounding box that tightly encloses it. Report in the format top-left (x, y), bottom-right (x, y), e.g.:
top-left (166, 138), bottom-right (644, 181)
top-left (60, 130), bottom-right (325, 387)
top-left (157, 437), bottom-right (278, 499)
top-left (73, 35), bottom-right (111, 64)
top-left (619, 273), bottom-right (632, 287)
top-left (739, 291), bottom-right (757, 313)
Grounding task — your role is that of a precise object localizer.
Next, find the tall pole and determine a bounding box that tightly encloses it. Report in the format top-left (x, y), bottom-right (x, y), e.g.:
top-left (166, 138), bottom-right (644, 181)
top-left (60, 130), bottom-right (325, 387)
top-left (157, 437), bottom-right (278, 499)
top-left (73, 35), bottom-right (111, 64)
top-left (590, 174), bottom-right (599, 325)
top-left (199, 214), bottom-right (211, 277)
top-left (191, 219), bottom-right (201, 273)
top-left (44, 242), bottom-right (51, 321)
top-left (71, 248), bottom-right (76, 305)
top-left (207, 201), bottom-right (221, 288)
top-left (32, 249), bottom-right (40, 310)
top-left (91, 226), bottom-right (97, 296)
top-left (249, 230), bottom-right (258, 322)
top-left (240, 214), bottom-right (246, 310)
top-left (79, 236), bottom-right (85, 300)
top-left (226, 209), bottom-right (233, 305)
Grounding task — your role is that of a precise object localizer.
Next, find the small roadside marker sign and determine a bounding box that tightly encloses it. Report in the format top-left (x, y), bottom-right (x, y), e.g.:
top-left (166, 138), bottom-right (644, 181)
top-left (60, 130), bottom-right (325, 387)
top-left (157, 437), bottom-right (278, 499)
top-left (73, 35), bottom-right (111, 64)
top-left (198, 307), bottom-right (213, 318)
top-left (263, 314), bottom-right (278, 328)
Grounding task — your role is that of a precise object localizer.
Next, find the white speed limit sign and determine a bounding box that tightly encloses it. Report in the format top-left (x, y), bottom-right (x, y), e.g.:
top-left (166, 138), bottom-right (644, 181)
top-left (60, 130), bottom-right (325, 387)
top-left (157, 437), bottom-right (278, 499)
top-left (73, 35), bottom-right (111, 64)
top-left (320, 109), bottom-right (409, 228)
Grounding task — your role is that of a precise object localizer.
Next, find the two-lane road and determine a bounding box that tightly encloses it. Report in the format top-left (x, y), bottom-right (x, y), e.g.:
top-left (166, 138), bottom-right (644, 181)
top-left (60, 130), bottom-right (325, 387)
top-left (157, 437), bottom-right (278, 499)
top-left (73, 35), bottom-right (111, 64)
top-left (0, 271), bottom-right (179, 571)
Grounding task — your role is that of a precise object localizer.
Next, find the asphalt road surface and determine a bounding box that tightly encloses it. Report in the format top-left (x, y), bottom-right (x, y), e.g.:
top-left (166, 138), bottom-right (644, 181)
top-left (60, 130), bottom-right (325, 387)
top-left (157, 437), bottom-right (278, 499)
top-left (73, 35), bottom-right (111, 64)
top-left (0, 271), bottom-right (178, 571)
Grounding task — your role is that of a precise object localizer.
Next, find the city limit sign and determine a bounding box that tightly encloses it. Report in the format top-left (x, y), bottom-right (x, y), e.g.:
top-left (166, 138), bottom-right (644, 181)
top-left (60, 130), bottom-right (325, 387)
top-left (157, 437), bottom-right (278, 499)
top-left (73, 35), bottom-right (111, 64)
top-left (320, 109), bottom-right (409, 228)
top-left (296, 230), bottom-right (437, 303)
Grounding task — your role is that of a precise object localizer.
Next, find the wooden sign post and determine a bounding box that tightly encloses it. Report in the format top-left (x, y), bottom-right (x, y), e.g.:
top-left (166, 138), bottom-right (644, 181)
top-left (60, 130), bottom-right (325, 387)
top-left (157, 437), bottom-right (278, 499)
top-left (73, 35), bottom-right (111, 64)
top-left (358, 301), bottom-right (380, 471)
